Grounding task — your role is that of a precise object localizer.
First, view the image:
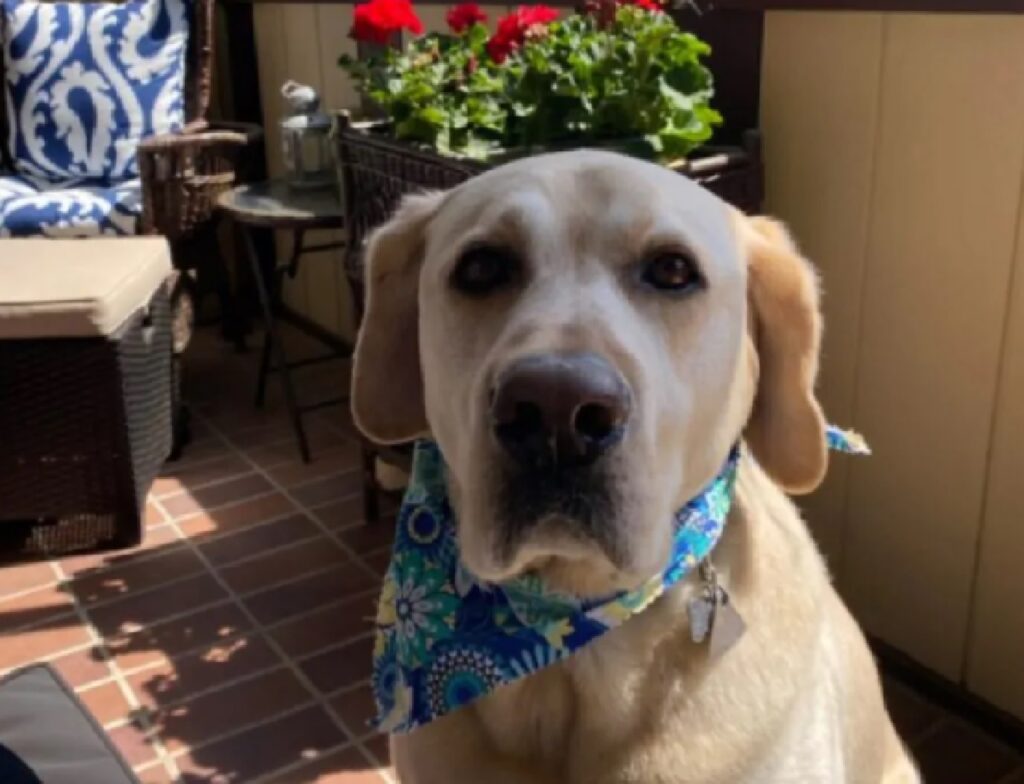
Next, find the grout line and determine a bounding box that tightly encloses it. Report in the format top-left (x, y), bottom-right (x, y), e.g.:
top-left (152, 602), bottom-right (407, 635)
top-left (164, 487), bottom-right (282, 522)
top-left (58, 502), bottom-right (311, 585)
top-left (201, 527), bottom-right (333, 573)
top-left (132, 758), bottom-right (170, 776)
top-left (0, 605), bottom-right (79, 636)
top-left (0, 485), bottom-right (377, 616)
top-left (246, 740), bottom-right (356, 784)
top-left (182, 506), bottom-right (326, 549)
top-left (66, 587), bottom-right (378, 697)
top-left (47, 561), bottom-right (181, 782)
top-left (159, 699), bottom-right (334, 764)
top-left (97, 656), bottom-right (293, 729)
top-left (153, 675), bottom-right (376, 768)
top-left (95, 594), bottom-right (236, 646)
top-left (198, 416), bottom-right (381, 595)
top-left (0, 636), bottom-right (101, 678)
top-left (151, 679), bottom-right (380, 784)
top-left (97, 634), bottom-right (372, 741)
top-left (221, 424), bottom-right (358, 469)
top-left (151, 479), bottom-right (385, 776)
top-left (69, 536), bottom-right (362, 620)
top-left (0, 577), bottom-right (65, 605)
top-left (154, 466), bottom-right (262, 502)
top-left (187, 414), bottom-right (388, 772)
top-left (226, 559), bottom-right (367, 604)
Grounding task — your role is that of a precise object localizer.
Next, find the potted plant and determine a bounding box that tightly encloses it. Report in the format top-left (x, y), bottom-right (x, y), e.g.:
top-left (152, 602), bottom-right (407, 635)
top-left (334, 0), bottom-right (762, 263)
top-left (340, 0), bottom-right (724, 163)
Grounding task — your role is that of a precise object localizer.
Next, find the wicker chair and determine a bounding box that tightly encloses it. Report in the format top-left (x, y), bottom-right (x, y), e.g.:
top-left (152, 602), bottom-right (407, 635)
top-left (0, 0), bottom-right (257, 453)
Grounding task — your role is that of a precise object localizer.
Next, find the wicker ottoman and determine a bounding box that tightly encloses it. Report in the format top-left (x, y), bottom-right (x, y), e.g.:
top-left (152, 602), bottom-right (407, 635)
top-left (0, 239), bottom-right (174, 559)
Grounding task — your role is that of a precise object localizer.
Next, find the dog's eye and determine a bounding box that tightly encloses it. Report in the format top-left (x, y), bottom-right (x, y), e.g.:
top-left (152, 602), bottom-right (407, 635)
top-left (450, 246), bottom-right (518, 296)
top-left (641, 252), bottom-right (703, 293)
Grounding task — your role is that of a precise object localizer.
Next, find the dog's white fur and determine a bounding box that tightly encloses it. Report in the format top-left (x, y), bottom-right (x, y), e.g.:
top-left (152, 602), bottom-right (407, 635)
top-left (352, 151), bottom-right (919, 783)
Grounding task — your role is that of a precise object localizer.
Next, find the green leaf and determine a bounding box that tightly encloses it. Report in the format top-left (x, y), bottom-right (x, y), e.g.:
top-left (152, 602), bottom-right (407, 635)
top-left (466, 23), bottom-right (489, 49)
top-left (340, 3), bottom-right (723, 162)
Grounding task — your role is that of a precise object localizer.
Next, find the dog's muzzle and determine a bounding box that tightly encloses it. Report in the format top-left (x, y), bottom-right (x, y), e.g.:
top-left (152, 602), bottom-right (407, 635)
top-left (490, 351), bottom-right (632, 469)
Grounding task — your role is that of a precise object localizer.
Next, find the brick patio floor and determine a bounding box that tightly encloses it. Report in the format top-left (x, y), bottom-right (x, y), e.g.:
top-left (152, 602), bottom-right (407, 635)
top-left (0, 325), bottom-right (1022, 783)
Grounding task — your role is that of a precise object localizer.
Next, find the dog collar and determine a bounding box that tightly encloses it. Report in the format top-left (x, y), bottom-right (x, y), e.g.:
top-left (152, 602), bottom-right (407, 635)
top-left (371, 426), bottom-right (869, 733)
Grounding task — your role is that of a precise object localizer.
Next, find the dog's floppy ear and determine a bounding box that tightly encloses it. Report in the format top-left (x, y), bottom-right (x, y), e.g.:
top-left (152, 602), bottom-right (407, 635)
top-left (352, 190), bottom-right (444, 444)
top-left (741, 215), bottom-right (828, 495)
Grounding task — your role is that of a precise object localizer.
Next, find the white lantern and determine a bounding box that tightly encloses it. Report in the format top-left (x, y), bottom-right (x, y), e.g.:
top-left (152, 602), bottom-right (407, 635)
top-left (280, 80), bottom-right (334, 191)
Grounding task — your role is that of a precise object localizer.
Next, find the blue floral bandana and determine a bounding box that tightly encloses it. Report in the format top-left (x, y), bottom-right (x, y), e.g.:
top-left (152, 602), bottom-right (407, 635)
top-left (371, 426), bottom-right (869, 734)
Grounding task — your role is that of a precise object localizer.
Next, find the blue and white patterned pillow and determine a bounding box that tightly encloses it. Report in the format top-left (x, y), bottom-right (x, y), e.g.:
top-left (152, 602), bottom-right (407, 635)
top-left (2, 0), bottom-right (190, 183)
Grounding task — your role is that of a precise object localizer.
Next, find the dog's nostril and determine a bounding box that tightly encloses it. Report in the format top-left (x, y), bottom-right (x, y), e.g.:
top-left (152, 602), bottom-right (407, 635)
top-left (573, 402), bottom-right (621, 445)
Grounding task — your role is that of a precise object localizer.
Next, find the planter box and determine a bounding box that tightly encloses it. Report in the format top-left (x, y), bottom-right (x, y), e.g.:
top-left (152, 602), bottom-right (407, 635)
top-left (334, 120), bottom-right (765, 298)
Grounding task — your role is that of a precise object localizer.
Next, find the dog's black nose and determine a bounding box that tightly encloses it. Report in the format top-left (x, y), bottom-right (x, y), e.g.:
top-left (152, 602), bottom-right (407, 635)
top-left (491, 352), bottom-right (631, 468)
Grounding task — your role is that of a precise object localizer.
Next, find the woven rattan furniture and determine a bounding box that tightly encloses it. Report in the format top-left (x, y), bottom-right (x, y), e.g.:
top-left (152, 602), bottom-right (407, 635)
top-left (0, 0), bottom-right (249, 242)
top-left (334, 120), bottom-right (765, 522)
top-left (1, 0), bottom-right (259, 455)
top-left (0, 239), bottom-right (174, 560)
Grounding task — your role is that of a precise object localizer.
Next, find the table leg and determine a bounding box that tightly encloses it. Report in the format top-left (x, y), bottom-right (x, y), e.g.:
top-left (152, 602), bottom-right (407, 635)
top-left (254, 329), bottom-right (272, 408)
top-left (241, 227), bottom-right (311, 463)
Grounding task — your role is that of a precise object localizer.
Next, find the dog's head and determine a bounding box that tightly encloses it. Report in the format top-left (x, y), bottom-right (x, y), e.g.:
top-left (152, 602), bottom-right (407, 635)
top-left (353, 151), bottom-right (826, 597)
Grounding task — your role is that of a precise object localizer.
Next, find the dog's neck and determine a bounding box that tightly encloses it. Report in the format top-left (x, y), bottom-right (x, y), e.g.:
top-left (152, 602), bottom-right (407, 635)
top-left (466, 458), bottom-right (766, 775)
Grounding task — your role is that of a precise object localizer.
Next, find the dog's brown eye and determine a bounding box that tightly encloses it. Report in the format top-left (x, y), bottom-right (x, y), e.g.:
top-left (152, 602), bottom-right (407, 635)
top-left (642, 252), bottom-right (702, 293)
top-left (451, 246), bottom-right (518, 296)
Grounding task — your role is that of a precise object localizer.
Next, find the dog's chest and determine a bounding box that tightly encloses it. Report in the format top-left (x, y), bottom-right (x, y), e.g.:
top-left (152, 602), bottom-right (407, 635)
top-left (473, 597), bottom-right (681, 778)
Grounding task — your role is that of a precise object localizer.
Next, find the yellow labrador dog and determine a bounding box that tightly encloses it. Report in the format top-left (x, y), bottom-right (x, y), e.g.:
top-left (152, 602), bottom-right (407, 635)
top-left (352, 150), bottom-right (918, 784)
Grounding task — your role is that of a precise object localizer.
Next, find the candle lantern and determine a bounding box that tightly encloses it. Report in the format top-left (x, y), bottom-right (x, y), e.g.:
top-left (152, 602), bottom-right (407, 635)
top-left (280, 80), bottom-right (334, 190)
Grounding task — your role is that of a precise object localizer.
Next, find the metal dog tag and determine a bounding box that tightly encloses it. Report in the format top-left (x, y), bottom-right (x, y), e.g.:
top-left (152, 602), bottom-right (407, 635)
top-left (708, 586), bottom-right (746, 660)
top-left (688, 560), bottom-right (746, 658)
top-left (688, 560), bottom-right (718, 644)
top-left (688, 591), bottom-right (715, 644)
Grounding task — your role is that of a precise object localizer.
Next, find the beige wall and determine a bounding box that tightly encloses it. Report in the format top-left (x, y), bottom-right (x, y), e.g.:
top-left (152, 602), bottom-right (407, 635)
top-left (761, 11), bottom-right (1024, 717)
top-left (251, 3), bottom-right (360, 341)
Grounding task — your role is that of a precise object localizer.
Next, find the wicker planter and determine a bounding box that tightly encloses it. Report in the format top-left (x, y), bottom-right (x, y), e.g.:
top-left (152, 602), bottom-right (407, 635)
top-left (0, 289), bottom-right (173, 560)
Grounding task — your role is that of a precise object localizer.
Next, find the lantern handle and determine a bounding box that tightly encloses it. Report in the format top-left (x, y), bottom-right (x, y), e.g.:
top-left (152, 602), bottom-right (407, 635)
top-left (281, 80), bottom-right (321, 115)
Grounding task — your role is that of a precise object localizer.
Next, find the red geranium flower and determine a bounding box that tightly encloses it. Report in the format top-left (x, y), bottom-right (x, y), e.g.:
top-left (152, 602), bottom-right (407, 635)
top-left (350, 0), bottom-right (425, 45)
top-left (446, 2), bottom-right (487, 33)
top-left (618, 0), bottom-right (665, 11)
top-left (486, 5), bottom-right (558, 63)
top-left (517, 4), bottom-right (559, 26)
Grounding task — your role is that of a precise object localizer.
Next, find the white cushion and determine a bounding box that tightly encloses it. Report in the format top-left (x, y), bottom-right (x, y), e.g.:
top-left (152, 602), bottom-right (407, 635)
top-left (0, 238), bottom-right (171, 338)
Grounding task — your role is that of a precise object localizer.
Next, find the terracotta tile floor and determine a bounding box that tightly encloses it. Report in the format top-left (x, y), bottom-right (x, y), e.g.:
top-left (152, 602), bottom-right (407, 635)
top-left (0, 327), bottom-right (396, 783)
top-left (1, 325), bottom-right (1022, 782)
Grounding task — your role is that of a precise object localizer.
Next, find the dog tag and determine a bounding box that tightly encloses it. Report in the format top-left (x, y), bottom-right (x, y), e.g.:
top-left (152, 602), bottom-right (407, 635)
top-left (689, 560), bottom-right (746, 657)
top-left (688, 592), bottom-right (715, 644)
top-left (708, 587), bottom-right (746, 661)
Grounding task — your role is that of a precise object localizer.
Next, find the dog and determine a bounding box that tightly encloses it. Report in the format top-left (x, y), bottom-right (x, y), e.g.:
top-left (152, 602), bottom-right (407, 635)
top-left (351, 150), bottom-right (919, 784)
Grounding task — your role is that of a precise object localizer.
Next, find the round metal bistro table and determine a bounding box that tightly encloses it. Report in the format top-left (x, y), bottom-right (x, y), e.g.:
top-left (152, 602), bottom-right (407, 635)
top-left (217, 180), bottom-right (347, 463)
